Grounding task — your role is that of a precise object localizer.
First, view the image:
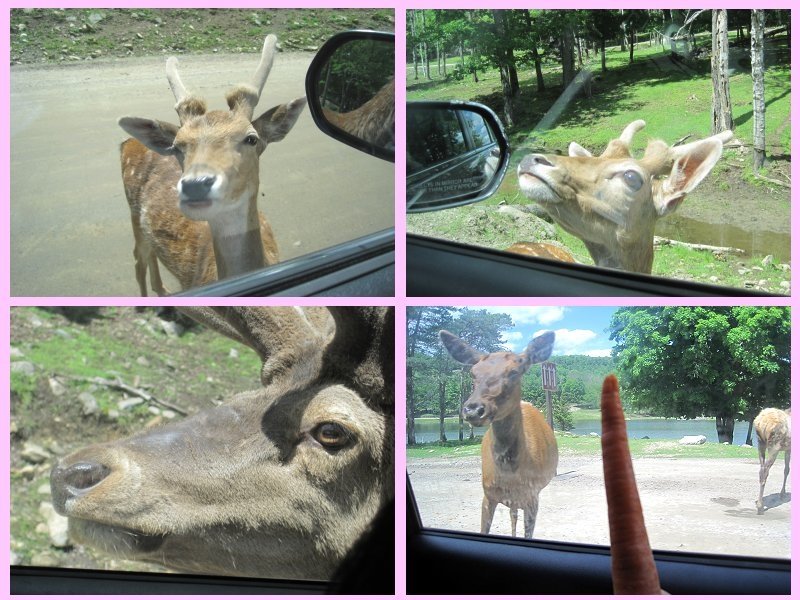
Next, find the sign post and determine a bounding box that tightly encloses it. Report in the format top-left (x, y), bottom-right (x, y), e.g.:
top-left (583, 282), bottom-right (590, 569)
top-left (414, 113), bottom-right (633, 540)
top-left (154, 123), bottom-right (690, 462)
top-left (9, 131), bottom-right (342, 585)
top-left (541, 361), bottom-right (557, 430)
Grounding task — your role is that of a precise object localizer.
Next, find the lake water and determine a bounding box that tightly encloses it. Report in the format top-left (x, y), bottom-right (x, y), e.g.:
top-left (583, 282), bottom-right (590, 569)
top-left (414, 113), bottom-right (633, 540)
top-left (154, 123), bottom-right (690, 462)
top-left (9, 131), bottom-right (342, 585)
top-left (411, 417), bottom-right (755, 446)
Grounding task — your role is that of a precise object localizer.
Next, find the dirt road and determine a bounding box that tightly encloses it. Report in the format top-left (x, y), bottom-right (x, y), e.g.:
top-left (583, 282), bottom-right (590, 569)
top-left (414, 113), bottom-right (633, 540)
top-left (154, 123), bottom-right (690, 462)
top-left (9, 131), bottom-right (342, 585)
top-left (10, 52), bottom-right (393, 296)
top-left (408, 452), bottom-right (791, 559)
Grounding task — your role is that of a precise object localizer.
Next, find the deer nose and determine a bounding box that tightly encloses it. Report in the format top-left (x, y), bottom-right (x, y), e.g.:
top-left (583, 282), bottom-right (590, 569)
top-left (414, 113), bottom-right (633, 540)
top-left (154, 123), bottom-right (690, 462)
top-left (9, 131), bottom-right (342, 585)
top-left (50, 461), bottom-right (111, 513)
top-left (463, 402), bottom-right (486, 421)
top-left (180, 175), bottom-right (217, 201)
top-left (518, 154), bottom-right (554, 173)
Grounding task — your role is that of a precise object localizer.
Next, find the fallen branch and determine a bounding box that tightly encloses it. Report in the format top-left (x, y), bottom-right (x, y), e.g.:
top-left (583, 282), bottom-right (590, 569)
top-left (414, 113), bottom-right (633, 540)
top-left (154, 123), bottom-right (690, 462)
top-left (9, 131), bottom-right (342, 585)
top-left (654, 237), bottom-right (745, 255)
top-left (753, 173), bottom-right (791, 188)
top-left (62, 375), bottom-right (189, 416)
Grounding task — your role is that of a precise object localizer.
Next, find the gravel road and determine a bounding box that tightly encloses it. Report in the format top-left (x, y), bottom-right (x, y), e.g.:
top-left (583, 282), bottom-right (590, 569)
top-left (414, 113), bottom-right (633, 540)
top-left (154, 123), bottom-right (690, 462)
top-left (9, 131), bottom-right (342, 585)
top-left (10, 52), bottom-right (393, 296)
top-left (408, 452), bottom-right (791, 559)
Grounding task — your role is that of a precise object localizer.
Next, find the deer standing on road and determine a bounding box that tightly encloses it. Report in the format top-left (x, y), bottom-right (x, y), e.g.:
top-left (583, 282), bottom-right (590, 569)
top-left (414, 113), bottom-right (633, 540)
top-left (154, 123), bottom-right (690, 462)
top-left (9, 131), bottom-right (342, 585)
top-left (50, 307), bottom-right (394, 580)
top-left (118, 35), bottom-right (306, 295)
top-left (440, 330), bottom-right (558, 538)
top-left (516, 120), bottom-right (732, 273)
top-left (754, 407), bottom-right (791, 515)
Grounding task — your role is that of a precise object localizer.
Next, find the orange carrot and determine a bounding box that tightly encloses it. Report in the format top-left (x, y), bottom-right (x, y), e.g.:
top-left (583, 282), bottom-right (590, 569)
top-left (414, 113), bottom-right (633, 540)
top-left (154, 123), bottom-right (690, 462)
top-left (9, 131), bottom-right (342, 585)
top-left (601, 374), bottom-right (663, 595)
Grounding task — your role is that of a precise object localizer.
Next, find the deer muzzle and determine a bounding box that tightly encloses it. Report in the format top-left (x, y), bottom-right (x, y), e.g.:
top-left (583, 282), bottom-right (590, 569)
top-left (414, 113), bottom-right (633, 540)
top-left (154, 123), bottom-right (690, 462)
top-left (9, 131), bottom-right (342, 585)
top-left (50, 460), bottom-right (112, 513)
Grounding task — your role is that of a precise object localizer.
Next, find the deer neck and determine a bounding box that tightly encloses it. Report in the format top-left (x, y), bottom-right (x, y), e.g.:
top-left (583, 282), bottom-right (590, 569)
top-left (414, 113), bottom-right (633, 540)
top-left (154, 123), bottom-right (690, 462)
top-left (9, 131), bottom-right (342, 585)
top-left (583, 224), bottom-right (656, 274)
top-left (207, 193), bottom-right (266, 280)
top-left (489, 389), bottom-right (525, 470)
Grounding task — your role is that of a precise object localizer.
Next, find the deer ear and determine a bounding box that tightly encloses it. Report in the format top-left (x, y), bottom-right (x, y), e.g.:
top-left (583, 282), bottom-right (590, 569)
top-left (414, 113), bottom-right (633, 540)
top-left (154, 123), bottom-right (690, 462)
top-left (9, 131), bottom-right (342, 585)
top-left (568, 141), bottom-right (593, 158)
top-left (524, 331), bottom-right (555, 365)
top-left (440, 331), bottom-right (484, 365)
top-left (253, 97), bottom-right (307, 144)
top-left (118, 117), bottom-right (180, 156)
top-left (653, 137), bottom-right (724, 216)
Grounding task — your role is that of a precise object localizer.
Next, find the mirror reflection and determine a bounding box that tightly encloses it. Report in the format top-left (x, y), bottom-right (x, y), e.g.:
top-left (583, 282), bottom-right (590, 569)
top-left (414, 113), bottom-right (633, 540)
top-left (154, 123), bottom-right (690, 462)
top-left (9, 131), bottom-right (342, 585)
top-left (313, 39), bottom-right (394, 151)
top-left (407, 106), bottom-right (502, 211)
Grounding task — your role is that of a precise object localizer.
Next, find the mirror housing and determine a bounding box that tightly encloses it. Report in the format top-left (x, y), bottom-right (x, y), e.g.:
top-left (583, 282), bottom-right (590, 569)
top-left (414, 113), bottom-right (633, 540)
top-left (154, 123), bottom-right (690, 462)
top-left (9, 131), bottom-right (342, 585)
top-left (406, 101), bottom-right (509, 213)
top-left (305, 30), bottom-right (395, 162)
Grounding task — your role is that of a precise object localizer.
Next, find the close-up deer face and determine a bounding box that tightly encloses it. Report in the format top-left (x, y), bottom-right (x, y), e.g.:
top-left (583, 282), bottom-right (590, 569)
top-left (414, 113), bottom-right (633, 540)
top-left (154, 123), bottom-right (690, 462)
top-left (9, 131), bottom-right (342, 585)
top-left (517, 120), bottom-right (732, 273)
top-left (49, 307), bottom-right (393, 581)
top-left (440, 330), bottom-right (555, 427)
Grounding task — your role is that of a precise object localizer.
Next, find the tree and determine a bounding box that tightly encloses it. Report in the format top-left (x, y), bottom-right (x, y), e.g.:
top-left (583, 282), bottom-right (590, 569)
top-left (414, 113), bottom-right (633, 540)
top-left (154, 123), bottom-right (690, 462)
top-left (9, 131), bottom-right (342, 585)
top-left (588, 9), bottom-right (625, 72)
top-left (751, 9), bottom-right (766, 171)
top-left (609, 307), bottom-right (790, 443)
top-left (710, 9), bottom-right (734, 134)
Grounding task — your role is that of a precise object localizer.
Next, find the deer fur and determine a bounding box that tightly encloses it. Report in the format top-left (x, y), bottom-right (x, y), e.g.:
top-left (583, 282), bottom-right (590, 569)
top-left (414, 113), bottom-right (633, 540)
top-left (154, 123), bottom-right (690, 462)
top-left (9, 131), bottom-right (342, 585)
top-left (50, 307), bottom-right (394, 580)
top-left (440, 330), bottom-right (558, 538)
top-left (323, 78), bottom-right (395, 149)
top-left (118, 35), bottom-right (306, 295)
top-left (754, 407), bottom-right (791, 515)
top-left (517, 120), bottom-right (733, 273)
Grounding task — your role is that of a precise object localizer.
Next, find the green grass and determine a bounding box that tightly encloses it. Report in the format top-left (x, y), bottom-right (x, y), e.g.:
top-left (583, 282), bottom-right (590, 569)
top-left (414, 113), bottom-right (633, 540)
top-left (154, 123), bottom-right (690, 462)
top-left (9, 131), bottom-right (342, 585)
top-left (407, 430), bottom-right (758, 460)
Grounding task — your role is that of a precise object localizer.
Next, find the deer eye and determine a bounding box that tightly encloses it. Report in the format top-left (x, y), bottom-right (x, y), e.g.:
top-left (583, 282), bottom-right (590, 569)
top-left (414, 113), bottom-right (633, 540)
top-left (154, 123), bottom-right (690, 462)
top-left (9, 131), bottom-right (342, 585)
top-left (243, 134), bottom-right (259, 146)
top-left (312, 422), bottom-right (352, 449)
top-left (622, 169), bottom-right (643, 191)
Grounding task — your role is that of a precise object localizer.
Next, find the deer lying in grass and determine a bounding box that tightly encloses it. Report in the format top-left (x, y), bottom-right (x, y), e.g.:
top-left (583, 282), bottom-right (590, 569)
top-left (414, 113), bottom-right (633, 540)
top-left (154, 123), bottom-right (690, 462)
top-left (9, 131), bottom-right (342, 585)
top-left (50, 307), bottom-right (394, 581)
top-left (440, 330), bottom-right (557, 538)
top-left (754, 407), bottom-right (791, 515)
top-left (516, 120), bottom-right (733, 273)
top-left (118, 35), bottom-right (306, 295)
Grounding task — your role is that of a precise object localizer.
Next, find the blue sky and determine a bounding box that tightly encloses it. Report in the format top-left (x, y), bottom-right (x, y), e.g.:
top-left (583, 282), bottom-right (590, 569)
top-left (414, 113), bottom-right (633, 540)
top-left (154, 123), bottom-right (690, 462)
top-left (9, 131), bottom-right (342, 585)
top-left (474, 306), bottom-right (620, 357)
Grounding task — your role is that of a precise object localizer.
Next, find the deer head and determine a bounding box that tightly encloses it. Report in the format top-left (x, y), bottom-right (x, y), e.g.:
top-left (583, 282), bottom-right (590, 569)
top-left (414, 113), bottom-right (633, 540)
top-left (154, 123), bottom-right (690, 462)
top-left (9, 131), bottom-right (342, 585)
top-left (517, 121), bottom-right (733, 273)
top-left (440, 330), bottom-right (555, 427)
top-left (118, 35), bottom-right (306, 225)
top-left (50, 307), bottom-right (394, 580)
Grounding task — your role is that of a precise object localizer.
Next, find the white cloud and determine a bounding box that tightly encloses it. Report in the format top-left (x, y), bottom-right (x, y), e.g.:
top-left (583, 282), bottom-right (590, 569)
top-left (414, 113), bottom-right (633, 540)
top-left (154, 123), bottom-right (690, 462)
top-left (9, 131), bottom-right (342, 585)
top-left (483, 306), bottom-right (566, 326)
top-left (501, 331), bottom-right (524, 351)
top-left (536, 328), bottom-right (599, 356)
top-left (584, 348), bottom-right (612, 357)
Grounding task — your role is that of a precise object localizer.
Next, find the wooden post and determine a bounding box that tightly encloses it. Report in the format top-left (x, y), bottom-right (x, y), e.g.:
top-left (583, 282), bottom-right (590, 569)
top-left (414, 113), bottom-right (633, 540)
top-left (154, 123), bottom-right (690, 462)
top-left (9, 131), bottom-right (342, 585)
top-left (541, 361), bottom-right (557, 430)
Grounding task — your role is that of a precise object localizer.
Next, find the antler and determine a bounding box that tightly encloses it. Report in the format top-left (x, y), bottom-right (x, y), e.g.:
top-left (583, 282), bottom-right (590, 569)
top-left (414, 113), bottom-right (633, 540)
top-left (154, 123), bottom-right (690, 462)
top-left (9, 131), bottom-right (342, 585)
top-left (225, 34), bottom-right (278, 119)
top-left (601, 375), bottom-right (665, 595)
top-left (178, 307), bottom-right (333, 386)
top-left (165, 56), bottom-right (207, 124)
top-left (600, 120), bottom-right (646, 159)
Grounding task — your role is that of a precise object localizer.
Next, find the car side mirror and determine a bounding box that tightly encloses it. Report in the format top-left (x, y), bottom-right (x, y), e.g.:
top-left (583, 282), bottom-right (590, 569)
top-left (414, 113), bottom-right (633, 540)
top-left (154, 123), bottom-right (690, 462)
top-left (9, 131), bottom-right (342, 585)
top-left (305, 30), bottom-right (394, 162)
top-left (406, 101), bottom-right (509, 213)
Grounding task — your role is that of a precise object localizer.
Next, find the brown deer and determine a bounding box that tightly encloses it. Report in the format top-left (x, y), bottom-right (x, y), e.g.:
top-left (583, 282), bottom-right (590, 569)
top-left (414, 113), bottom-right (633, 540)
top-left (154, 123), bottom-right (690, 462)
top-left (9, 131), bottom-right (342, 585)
top-left (517, 120), bottom-right (733, 273)
top-left (118, 35), bottom-right (306, 295)
top-left (440, 330), bottom-right (557, 538)
top-left (754, 407), bottom-right (791, 515)
top-left (50, 307), bottom-right (394, 581)
top-left (323, 78), bottom-right (395, 149)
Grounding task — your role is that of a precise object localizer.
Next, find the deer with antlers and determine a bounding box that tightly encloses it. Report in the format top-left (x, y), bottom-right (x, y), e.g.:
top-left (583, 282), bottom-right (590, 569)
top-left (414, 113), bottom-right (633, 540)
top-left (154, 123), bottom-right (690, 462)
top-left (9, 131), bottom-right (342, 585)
top-left (516, 120), bottom-right (733, 273)
top-left (754, 407), bottom-right (791, 515)
top-left (118, 35), bottom-right (306, 295)
top-left (50, 307), bottom-right (394, 580)
top-left (440, 330), bottom-right (558, 538)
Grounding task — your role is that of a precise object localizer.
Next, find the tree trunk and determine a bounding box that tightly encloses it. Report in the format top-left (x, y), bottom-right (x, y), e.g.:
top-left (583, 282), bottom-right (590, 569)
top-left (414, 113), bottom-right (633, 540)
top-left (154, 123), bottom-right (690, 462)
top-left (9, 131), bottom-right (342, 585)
top-left (406, 364), bottom-right (416, 445)
top-left (601, 37), bottom-right (607, 72)
top-left (628, 27), bottom-right (635, 63)
top-left (715, 414), bottom-right (735, 444)
top-left (523, 10), bottom-right (545, 91)
top-left (562, 26), bottom-right (576, 90)
top-left (711, 9), bottom-right (734, 134)
top-left (493, 10), bottom-right (515, 126)
top-left (746, 417), bottom-right (755, 447)
top-left (751, 9), bottom-right (766, 171)
top-left (438, 380), bottom-right (447, 443)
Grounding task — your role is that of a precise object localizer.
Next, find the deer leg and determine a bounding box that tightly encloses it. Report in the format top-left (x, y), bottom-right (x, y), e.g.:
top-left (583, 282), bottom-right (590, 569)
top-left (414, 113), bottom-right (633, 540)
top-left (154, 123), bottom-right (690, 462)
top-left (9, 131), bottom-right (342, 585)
top-left (523, 497), bottom-right (539, 539)
top-left (510, 507), bottom-right (518, 537)
top-left (147, 254), bottom-right (168, 296)
top-left (130, 215), bottom-right (149, 297)
top-left (481, 495), bottom-right (497, 535)
top-left (780, 448), bottom-right (790, 498)
top-left (757, 448), bottom-right (779, 514)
